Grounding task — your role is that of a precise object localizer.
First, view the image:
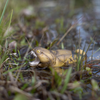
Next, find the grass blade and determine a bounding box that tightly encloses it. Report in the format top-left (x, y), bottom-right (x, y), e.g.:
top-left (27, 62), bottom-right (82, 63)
top-left (61, 67), bottom-right (72, 93)
top-left (8, 9), bottom-right (13, 29)
top-left (3, 66), bottom-right (21, 75)
top-left (0, 0), bottom-right (9, 25)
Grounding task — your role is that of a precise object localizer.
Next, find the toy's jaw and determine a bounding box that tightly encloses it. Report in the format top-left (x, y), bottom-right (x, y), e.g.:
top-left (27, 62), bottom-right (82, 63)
top-left (29, 51), bottom-right (40, 67)
top-left (30, 50), bottom-right (37, 57)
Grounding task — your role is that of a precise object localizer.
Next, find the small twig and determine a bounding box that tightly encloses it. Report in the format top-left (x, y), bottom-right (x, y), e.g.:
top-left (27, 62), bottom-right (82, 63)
top-left (9, 86), bottom-right (32, 97)
top-left (0, 80), bottom-right (14, 85)
top-left (48, 92), bottom-right (55, 100)
top-left (8, 72), bottom-right (17, 87)
top-left (67, 82), bottom-right (82, 89)
top-left (16, 70), bottom-right (34, 72)
top-left (57, 23), bottom-right (85, 45)
top-left (35, 80), bottom-right (49, 88)
top-left (39, 26), bottom-right (49, 46)
top-left (0, 58), bottom-right (10, 70)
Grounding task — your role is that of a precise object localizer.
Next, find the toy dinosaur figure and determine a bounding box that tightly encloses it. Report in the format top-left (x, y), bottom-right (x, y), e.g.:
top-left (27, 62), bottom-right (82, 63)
top-left (29, 47), bottom-right (86, 68)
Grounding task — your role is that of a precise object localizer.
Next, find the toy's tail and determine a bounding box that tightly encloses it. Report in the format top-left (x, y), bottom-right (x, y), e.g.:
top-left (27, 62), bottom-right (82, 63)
top-left (74, 49), bottom-right (86, 62)
top-left (75, 49), bottom-right (86, 55)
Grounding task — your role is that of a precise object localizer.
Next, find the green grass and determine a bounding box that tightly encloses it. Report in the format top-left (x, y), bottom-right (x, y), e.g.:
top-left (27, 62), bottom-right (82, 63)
top-left (61, 67), bottom-right (72, 93)
top-left (0, 0), bottom-right (29, 68)
top-left (0, 0), bottom-right (9, 24)
top-left (0, 0), bottom-right (10, 45)
top-left (0, 0), bottom-right (10, 67)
